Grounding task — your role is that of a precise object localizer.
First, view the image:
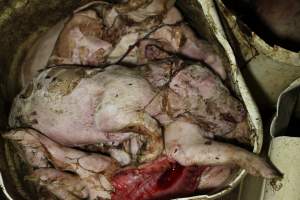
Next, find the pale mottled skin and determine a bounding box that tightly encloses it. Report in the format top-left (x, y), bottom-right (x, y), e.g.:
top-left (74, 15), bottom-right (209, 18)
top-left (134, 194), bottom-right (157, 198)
top-left (50, 9), bottom-right (113, 66)
top-left (2, 129), bottom-right (50, 168)
top-left (164, 120), bottom-right (279, 178)
top-left (167, 64), bottom-right (245, 136)
top-left (7, 0), bottom-right (281, 199)
top-left (20, 1), bottom-right (226, 88)
top-left (29, 168), bottom-right (89, 200)
top-left (38, 134), bottom-right (118, 200)
top-left (9, 63), bottom-right (277, 180)
top-left (9, 65), bottom-right (163, 164)
top-left (4, 128), bottom-right (242, 200)
top-left (3, 129), bottom-right (118, 200)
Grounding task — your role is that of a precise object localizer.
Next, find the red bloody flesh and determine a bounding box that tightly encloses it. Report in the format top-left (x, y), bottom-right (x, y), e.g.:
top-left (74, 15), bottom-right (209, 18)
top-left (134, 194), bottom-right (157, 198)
top-left (111, 157), bottom-right (207, 200)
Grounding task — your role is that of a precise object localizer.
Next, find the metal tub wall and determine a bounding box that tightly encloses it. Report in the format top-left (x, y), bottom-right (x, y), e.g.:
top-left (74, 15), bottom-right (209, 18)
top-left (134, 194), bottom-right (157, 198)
top-left (215, 1), bottom-right (300, 199)
top-left (215, 0), bottom-right (300, 113)
top-left (0, 0), bottom-right (263, 199)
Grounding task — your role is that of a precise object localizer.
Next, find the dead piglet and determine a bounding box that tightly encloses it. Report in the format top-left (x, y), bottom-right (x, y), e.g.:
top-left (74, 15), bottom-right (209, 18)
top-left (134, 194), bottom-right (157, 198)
top-left (9, 66), bottom-right (164, 164)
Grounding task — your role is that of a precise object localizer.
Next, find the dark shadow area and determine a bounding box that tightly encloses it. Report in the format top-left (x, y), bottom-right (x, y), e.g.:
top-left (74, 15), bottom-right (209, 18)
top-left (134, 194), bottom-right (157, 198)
top-left (223, 0), bottom-right (300, 51)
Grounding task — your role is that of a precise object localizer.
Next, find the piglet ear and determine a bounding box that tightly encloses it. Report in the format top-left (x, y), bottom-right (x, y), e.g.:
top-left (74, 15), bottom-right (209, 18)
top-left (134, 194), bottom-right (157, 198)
top-left (20, 20), bottom-right (66, 88)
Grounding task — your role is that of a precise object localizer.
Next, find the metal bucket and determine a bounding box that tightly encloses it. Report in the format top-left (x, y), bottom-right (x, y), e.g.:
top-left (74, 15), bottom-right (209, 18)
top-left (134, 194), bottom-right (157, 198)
top-left (0, 0), bottom-right (263, 199)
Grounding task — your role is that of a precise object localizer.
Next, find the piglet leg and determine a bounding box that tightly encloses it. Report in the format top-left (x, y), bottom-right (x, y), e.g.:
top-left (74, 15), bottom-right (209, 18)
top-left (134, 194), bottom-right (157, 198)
top-left (2, 129), bottom-right (50, 168)
top-left (27, 168), bottom-right (88, 200)
top-left (39, 134), bottom-right (119, 200)
top-left (164, 120), bottom-right (281, 179)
